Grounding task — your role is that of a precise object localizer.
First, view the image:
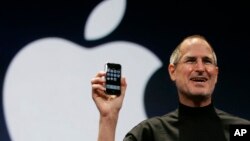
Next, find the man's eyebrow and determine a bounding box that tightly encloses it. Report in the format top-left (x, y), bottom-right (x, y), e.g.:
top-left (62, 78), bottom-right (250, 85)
top-left (182, 56), bottom-right (214, 61)
top-left (183, 55), bottom-right (213, 59)
top-left (183, 56), bottom-right (196, 60)
top-left (203, 56), bottom-right (214, 60)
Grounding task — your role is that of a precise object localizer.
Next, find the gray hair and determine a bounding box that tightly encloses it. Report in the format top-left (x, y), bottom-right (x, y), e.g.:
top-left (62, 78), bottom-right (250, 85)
top-left (169, 35), bottom-right (217, 66)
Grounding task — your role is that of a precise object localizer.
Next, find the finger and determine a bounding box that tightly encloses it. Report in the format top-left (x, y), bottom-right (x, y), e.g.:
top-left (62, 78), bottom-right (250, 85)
top-left (93, 88), bottom-right (106, 96)
top-left (92, 84), bottom-right (106, 91)
top-left (121, 77), bottom-right (127, 87)
top-left (91, 77), bottom-right (106, 85)
top-left (95, 71), bottom-right (106, 77)
top-left (120, 77), bottom-right (127, 97)
top-left (92, 87), bottom-right (111, 101)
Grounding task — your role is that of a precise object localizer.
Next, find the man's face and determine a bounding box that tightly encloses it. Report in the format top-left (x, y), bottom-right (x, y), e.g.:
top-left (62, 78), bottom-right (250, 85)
top-left (169, 38), bottom-right (218, 101)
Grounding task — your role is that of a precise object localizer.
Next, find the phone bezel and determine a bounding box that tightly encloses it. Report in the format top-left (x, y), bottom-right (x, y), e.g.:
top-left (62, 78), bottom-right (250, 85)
top-left (105, 63), bottom-right (121, 95)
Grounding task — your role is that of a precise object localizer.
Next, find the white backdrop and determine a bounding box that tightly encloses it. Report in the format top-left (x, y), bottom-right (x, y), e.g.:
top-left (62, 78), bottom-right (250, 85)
top-left (3, 0), bottom-right (163, 140)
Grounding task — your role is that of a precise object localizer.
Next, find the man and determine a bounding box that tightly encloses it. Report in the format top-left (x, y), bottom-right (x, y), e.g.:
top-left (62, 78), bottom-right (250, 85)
top-left (91, 35), bottom-right (250, 141)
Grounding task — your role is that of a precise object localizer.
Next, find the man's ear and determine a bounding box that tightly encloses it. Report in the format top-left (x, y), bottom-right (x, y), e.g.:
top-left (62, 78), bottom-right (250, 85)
top-left (215, 66), bottom-right (219, 84)
top-left (168, 64), bottom-right (176, 81)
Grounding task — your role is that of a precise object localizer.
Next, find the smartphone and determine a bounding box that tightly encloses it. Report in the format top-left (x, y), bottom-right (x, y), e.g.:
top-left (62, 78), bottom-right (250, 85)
top-left (105, 63), bottom-right (122, 95)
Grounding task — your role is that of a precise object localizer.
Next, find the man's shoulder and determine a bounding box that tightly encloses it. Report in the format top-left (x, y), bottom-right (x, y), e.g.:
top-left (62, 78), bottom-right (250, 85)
top-left (215, 108), bottom-right (250, 125)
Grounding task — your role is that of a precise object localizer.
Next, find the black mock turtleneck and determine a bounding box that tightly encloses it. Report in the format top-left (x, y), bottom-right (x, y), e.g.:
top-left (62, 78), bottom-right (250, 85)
top-left (125, 101), bottom-right (250, 141)
top-left (179, 103), bottom-right (227, 141)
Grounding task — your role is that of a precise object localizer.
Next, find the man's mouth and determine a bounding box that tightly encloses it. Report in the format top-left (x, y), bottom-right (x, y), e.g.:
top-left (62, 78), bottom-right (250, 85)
top-left (190, 77), bottom-right (208, 82)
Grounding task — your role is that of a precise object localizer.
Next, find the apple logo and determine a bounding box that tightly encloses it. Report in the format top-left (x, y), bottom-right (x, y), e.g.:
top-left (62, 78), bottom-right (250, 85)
top-left (3, 0), bottom-right (162, 141)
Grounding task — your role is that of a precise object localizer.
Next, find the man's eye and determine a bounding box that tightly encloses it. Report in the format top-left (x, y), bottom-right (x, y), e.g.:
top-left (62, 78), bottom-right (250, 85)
top-left (204, 59), bottom-right (213, 64)
top-left (186, 59), bottom-right (196, 63)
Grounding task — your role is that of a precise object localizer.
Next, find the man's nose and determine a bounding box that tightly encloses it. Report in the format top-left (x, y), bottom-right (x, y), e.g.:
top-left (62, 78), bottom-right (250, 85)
top-left (195, 60), bottom-right (205, 72)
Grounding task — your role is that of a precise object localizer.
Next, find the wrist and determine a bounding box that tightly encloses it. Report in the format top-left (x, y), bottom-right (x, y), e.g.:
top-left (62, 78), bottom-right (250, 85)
top-left (100, 112), bottom-right (119, 124)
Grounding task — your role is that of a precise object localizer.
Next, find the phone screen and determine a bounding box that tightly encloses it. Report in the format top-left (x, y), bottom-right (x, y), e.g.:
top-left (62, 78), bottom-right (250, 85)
top-left (105, 63), bottom-right (121, 95)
